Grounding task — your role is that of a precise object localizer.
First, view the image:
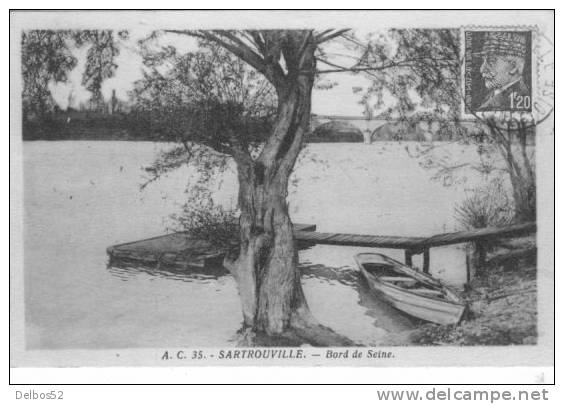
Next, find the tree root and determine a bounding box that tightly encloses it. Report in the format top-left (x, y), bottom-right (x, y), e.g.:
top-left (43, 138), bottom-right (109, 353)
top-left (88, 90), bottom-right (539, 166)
top-left (289, 306), bottom-right (357, 347)
top-left (234, 307), bottom-right (356, 347)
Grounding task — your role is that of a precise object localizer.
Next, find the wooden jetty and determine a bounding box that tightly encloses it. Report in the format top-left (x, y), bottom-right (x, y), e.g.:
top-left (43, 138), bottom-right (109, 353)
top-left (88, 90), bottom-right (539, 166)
top-left (107, 221), bottom-right (536, 280)
top-left (107, 223), bottom-right (317, 269)
top-left (294, 221), bottom-right (535, 274)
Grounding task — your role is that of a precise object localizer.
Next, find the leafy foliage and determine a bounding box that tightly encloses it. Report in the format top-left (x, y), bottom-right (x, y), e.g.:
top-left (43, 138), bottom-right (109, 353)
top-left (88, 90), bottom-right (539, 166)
top-left (22, 29), bottom-right (127, 116)
top-left (350, 29), bottom-right (536, 222)
top-left (171, 200), bottom-right (239, 250)
top-left (130, 41), bottom-right (277, 149)
top-left (74, 30), bottom-right (127, 110)
top-left (21, 30), bottom-right (77, 116)
top-left (141, 143), bottom-right (232, 190)
top-left (351, 29), bottom-right (461, 122)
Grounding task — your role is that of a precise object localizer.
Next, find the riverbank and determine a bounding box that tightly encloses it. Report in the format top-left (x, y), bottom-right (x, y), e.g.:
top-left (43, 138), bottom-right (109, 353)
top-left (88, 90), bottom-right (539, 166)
top-left (410, 240), bottom-right (537, 346)
top-left (22, 141), bottom-right (504, 348)
top-left (22, 114), bottom-right (488, 142)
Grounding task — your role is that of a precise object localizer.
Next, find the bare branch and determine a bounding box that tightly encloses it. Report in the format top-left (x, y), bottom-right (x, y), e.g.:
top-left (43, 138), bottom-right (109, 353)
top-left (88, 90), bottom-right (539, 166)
top-left (247, 30), bottom-right (266, 54)
top-left (315, 57), bottom-right (457, 75)
top-left (315, 29), bottom-right (351, 44)
top-left (316, 62), bottom-right (405, 74)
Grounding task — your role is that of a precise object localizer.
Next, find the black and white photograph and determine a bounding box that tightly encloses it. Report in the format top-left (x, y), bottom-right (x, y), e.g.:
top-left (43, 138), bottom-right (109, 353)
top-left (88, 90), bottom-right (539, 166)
top-left (9, 9), bottom-right (554, 382)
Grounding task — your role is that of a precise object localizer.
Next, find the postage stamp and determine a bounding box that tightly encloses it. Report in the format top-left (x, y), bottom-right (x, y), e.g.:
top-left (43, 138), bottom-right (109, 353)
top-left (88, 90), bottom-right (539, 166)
top-left (9, 10), bottom-right (554, 384)
top-left (463, 30), bottom-right (533, 113)
top-left (461, 25), bottom-right (554, 124)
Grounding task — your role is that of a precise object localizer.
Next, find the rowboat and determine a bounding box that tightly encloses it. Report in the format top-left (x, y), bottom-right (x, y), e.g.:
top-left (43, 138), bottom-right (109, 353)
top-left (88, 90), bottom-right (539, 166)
top-left (354, 253), bottom-right (466, 325)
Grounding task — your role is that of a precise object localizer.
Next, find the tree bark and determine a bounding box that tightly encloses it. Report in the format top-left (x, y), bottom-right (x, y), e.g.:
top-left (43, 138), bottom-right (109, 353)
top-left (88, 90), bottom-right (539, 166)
top-left (511, 124), bottom-right (536, 222)
top-left (497, 124), bottom-right (536, 223)
top-left (223, 38), bottom-right (353, 346)
top-left (487, 120), bottom-right (536, 224)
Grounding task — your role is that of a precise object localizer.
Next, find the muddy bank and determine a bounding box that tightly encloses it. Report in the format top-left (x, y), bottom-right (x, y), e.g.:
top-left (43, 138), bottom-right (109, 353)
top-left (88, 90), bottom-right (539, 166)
top-left (410, 242), bottom-right (537, 346)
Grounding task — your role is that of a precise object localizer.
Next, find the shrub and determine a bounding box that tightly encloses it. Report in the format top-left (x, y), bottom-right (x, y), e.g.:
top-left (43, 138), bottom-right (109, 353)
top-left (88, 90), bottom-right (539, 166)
top-left (171, 200), bottom-right (239, 249)
top-left (455, 179), bottom-right (514, 229)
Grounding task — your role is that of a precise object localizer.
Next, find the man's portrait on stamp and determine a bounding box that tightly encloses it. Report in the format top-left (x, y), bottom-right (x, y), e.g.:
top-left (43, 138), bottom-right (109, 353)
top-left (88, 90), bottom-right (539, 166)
top-left (464, 30), bottom-right (533, 113)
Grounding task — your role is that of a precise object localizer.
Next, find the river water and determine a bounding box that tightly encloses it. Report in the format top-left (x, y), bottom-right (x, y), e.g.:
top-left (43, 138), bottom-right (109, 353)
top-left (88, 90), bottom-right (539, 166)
top-left (22, 141), bottom-right (494, 349)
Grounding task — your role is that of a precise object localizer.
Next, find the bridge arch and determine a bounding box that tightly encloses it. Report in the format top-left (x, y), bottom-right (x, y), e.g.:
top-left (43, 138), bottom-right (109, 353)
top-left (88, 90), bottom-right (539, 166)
top-left (310, 120), bottom-right (364, 142)
top-left (310, 115), bottom-right (389, 143)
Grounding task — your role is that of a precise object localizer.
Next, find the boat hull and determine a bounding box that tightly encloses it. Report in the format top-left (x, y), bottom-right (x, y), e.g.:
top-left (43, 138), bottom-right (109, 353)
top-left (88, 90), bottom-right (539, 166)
top-left (355, 253), bottom-right (466, 325)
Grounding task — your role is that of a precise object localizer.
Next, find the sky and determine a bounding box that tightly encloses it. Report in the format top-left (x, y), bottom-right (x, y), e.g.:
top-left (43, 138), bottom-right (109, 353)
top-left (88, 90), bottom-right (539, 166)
top-left (24, 9), bottom-right (553, 118)
top-left (49, 30), bottom-right (375, 117)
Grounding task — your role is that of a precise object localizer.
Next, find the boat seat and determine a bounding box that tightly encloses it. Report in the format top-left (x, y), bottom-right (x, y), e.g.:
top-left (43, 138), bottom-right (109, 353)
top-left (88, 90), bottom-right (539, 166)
top-left (379, 276), bottom-right (416, 283)
top-left (410, 288), bottom-right (444, 296)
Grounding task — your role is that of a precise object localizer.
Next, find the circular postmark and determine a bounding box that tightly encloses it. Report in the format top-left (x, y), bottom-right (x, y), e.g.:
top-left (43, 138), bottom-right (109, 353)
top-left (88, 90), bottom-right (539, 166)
top-left (532, 29), bottom-right (554, 125)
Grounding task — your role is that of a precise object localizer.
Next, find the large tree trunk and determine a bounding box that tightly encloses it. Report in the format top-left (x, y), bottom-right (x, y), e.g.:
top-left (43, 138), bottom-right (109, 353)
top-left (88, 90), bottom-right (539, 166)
top-left (223, 41), bottom-right (353, 346)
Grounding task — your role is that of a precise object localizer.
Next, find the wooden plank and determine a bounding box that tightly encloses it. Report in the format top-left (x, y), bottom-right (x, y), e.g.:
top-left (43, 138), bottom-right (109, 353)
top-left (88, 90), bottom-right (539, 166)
top-left (465, 253), bottom-right (472, 288)
top-left (293, 223), bottom-right (316, 232)
top-left (294, 223), bottom-right (535, 250)
top-left (422, 249), bottom-right (430, 273)
top-left (476, 242), bottom-right (486, 275)
top-left (419, 222), bottom-right (536, 249)
top-left (327, 233), bottom-right (356, 243)
top-left (108, 223), bottom-right (316, 269)
top-left (294, 231), bottom-right (425, 249)
top-left (380, 276), bottom-right (417, 283)
top-left (423, 248), bottom-right (431, 274)
top-left (297, 231), bottom-right (331, 241)
top-left (108, 221), bottom-right (536, 272)
top-left (405, 250), bottom-right (413, 266)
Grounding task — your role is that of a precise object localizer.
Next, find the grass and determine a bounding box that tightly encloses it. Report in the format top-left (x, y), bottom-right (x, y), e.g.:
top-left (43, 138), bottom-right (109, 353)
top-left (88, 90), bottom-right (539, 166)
top-left (410, 247), bottom-right (537, 346)
top-left (454, 180), bottom-right (514, 230)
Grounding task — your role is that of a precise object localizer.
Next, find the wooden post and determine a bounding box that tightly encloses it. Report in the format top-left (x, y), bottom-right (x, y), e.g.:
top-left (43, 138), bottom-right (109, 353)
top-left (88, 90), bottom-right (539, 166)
top-left (422, 248), bottom-right (430, 273)
top-left (405, 250), bottom-right (413, 267)
top-left (465, 241), bottom-right (487, 283)
top-left (465, 252), bottom-right (471, 291)
top-left (475, 241), bottom-right (486, 275)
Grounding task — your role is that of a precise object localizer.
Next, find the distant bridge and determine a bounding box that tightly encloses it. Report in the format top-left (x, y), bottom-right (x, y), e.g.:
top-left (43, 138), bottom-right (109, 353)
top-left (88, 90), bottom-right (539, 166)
top-left (310, 114), bottom-right (390, 143)
top-left (309, 114), bottom-right (479, 144)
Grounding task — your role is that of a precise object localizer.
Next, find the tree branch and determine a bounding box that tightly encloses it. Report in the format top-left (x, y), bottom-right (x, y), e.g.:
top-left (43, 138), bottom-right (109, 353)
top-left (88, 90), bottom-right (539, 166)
top-left (315, 29), bottom-right (350, 44)
top-left (166, 29), bottom-right (286, 88)
top-left (517, 121), bottom-right (535, 180)
top-left (247, 30), bottom-right (267, 54)
top-left (315, 57), bottom-right (456, 75)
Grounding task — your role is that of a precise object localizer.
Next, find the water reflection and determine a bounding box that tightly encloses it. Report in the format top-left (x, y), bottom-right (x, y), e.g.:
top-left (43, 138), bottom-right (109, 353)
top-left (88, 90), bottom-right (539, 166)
top-left (107, 258), bottom-right (229, 283)
top-left (300, 262), bottom-right (358, 286)
top-left (301, 260), bottom-right (418, 342)
top-left (25, 142), bottom-right (493, 350)
top-left (107, 257), bottom-right (419, 346)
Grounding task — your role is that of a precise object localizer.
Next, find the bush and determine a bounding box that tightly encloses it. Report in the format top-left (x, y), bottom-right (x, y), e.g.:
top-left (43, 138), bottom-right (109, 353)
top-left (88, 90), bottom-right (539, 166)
top-left (171, 201), bottom-right (239, 249)
top-left (455, 179), bottom-right (514, 229)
